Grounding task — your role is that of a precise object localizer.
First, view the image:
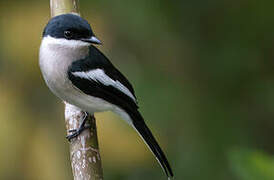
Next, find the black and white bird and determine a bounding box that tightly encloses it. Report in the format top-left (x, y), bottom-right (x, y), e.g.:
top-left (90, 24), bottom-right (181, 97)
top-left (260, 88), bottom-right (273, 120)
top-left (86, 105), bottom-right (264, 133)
top-left (39, 13), bottom-right (173, 178)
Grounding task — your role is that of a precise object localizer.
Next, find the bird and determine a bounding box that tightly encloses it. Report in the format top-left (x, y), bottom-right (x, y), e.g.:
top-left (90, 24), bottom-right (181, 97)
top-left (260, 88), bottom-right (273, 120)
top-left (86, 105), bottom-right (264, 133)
top-left (39, 13), bottom-right (173, 178)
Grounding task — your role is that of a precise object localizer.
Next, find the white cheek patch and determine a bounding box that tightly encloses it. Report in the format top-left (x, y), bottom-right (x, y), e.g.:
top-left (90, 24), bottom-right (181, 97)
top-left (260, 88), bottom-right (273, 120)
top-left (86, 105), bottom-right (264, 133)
top-left (72, 69), bottom-right (137, 102)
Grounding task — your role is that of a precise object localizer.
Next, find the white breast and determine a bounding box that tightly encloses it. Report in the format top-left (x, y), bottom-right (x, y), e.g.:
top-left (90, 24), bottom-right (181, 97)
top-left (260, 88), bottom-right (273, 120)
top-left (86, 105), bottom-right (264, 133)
top-left (39, 36), bottom-right (88, 103)
top-left (39, 36), bottom-right (88, 96)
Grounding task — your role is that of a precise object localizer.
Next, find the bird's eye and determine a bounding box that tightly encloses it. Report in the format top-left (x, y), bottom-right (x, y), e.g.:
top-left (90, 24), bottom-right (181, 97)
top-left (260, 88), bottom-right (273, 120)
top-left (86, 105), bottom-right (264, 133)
top-left (64, 31), bottom-right (73, 39)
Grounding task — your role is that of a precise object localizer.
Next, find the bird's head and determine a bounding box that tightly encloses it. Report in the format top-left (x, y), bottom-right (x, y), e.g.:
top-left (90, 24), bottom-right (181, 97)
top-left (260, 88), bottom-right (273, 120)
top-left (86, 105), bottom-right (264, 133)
top-left (42, 13), bottom-right (101, 48)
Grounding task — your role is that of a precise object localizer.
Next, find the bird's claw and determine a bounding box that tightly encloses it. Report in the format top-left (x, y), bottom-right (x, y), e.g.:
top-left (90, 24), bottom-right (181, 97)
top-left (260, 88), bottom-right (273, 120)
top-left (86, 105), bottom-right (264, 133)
top-left (66, 112), bottom-right (91, 142)
top-left (66, 124), bottom-right (91, 141)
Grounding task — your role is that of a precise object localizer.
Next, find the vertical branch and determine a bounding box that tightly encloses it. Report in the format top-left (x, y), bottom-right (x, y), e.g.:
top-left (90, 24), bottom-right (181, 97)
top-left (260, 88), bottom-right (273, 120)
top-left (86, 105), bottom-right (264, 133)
top-left (65, 103), bottom-right (103, 180)
top-left (50, 0), bottom-right (80, 17)
top-left (50, 1), bottom-right (103, 179)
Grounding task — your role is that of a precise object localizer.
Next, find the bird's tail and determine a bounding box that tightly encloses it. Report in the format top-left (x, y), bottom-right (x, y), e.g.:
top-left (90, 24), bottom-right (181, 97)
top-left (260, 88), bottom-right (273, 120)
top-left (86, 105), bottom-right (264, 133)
top-left (131, 112), bottom-right (174, 178)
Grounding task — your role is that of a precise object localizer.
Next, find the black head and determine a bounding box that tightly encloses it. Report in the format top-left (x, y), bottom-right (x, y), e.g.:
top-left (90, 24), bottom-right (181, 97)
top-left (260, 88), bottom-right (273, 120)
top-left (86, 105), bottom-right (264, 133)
top-left (43, 13), bottom-right (101, 44)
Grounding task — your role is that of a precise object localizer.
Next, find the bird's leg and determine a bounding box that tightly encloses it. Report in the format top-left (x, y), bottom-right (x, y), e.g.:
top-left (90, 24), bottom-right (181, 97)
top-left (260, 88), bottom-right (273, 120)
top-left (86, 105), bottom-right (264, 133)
top-left (66, 111), bottom-right (91, 141)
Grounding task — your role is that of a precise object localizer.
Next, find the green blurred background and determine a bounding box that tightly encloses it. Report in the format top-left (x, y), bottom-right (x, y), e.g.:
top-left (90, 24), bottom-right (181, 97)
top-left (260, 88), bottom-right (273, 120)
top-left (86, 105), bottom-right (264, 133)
top-left (1, 0), bottom-right (274, 179)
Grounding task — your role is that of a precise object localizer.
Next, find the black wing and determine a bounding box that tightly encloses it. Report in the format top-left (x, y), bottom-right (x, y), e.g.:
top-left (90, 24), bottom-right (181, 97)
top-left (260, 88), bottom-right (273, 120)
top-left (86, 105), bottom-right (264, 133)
top-left (68, 45), bottom-right (138, 113)
top-left (68, 46), bottom-right (173, 178)
top-left (70, 46), bottom-right (136, 96)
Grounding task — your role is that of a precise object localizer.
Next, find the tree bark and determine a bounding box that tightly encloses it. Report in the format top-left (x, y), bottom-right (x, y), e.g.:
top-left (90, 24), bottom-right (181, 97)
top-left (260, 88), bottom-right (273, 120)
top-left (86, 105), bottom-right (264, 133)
top-left (65, 103), bottom-right (103, 180)
top-left (50, 1), bottom-right (104, 179)
top-left (50, 0), bottom-right (80, 17)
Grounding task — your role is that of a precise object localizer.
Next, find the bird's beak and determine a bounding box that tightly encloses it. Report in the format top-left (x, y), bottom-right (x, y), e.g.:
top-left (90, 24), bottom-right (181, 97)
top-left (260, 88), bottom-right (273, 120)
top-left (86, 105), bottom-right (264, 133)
top-left (81, 36), bottom-right (102, 45)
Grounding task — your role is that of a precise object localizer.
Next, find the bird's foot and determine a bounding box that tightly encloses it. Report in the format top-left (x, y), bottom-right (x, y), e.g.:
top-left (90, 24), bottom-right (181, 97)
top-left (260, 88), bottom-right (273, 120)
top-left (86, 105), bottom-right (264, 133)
top-left (66, 124), bottom-right (91, 141)
top-left (66, 112), bottom-right (91, 142)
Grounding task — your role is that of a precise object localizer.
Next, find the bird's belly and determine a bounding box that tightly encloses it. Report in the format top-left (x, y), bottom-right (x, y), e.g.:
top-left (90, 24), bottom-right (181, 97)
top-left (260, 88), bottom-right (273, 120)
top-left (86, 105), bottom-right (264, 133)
top-left (40, 60), bottom-right (113, 114)
top-left (66, 92), bottom-right (115, 114)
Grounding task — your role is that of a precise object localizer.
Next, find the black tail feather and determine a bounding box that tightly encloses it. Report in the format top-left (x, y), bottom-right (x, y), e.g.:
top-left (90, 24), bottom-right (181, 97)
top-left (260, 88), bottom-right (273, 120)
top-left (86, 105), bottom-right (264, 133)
top-left (132, 114), bottom-right (173, 178)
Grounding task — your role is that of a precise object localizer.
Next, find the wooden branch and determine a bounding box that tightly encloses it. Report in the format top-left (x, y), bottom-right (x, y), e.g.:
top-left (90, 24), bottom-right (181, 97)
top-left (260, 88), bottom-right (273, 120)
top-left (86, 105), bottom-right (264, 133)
top-left (50, 0), bottom-right (80, 17)
top-left (50, 1), bottom-right (103, 179)
top-left (65, 103), bottom-right (103, 180)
